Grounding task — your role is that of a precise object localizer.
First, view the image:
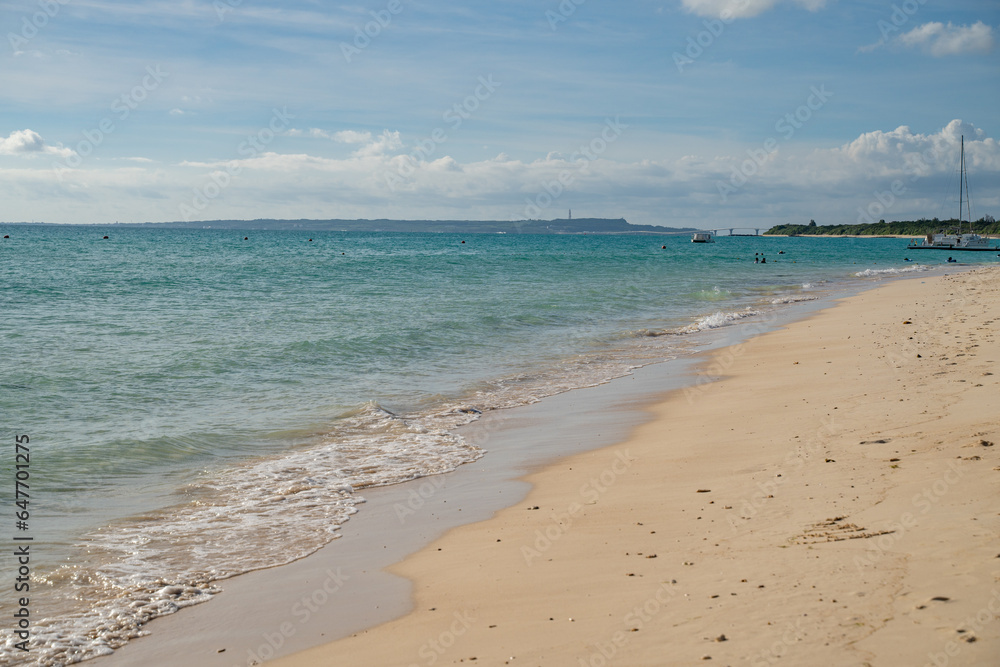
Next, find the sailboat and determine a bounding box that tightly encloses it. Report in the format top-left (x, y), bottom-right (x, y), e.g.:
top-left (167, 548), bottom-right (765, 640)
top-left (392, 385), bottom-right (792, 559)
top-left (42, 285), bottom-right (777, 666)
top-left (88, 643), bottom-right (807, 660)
top-left (908, 135), bottom-right (998, 251)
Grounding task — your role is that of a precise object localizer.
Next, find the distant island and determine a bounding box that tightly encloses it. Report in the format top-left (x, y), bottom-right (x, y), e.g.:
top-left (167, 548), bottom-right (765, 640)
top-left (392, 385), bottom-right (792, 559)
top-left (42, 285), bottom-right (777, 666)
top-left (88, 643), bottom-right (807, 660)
top-left (78, 218), bottom-right (697, 235)
top-left (766, 217), bottom-right (999, 237)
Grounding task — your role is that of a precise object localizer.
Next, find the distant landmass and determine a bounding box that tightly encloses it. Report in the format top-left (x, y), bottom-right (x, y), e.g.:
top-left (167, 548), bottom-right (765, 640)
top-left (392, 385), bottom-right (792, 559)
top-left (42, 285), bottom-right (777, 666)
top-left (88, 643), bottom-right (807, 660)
top-left (95, 218), bottom-right (698, 235)
top-left (766, 217), bottom-right (999, 237)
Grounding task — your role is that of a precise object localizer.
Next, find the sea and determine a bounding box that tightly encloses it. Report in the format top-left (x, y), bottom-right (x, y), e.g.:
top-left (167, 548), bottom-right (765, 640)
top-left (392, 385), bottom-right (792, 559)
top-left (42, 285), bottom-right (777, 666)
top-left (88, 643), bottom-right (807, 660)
top-left (1, 225), bottom-right (993, 665)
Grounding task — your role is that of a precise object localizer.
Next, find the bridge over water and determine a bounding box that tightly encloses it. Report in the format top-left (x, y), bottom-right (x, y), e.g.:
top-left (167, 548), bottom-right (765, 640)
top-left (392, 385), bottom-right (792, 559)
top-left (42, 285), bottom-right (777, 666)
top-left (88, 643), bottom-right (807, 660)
top-left (711, 228), bottom-right (763, 236)
top-left (655, 228), bottom-right (764, 236)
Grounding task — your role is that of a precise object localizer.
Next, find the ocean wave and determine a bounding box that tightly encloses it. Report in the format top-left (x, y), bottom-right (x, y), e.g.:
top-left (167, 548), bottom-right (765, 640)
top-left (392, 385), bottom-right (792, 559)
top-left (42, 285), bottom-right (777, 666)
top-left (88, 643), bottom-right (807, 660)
top-left (770, 295), bottom-right (818, 304)
top-left (854, 265), bottom-right (929, 277)
top-left (681, 307), bottom-right (762, 333)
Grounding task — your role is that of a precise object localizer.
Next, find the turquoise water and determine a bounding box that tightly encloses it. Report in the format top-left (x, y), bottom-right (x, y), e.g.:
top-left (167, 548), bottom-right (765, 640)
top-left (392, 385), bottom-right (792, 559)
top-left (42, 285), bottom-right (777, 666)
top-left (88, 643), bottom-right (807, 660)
top-left (1, 226), bottom-right (994, 663)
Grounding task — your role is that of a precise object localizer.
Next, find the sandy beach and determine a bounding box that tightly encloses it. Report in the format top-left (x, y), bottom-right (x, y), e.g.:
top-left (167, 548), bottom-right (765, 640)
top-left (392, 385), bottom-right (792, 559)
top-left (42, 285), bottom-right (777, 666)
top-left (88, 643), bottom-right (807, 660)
top-left (262, 266), bottom-right (1000, 667)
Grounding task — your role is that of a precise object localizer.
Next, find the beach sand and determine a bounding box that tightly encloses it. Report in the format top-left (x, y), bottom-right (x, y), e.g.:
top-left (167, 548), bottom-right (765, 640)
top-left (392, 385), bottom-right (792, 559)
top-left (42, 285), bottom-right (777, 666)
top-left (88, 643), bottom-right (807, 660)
top-left (268, 266), bottom-right (1000, 667)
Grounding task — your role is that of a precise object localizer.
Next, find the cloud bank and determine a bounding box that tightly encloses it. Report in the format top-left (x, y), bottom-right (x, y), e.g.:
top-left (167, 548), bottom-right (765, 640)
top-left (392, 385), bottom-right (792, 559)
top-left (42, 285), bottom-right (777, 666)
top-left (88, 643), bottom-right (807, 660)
top-left (3, 120), bottom-right (997, 227)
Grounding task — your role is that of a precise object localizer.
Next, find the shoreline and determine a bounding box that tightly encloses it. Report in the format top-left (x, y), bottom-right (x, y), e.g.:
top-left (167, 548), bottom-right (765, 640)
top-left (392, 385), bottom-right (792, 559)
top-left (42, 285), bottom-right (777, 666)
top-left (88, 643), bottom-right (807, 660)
top-left (267, 266), bottom-right (1000, 666)
top-left (95, 283), bottom-right (847, 667)
top-left (97, 355), bottom-right (715, 667)
top-left (764, 233), bottom-right (1000, 240)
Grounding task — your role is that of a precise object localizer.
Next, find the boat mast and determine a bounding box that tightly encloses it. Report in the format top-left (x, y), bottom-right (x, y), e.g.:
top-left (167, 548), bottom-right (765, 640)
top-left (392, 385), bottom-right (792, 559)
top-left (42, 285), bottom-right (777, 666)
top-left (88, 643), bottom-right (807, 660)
top-left (962, 136), bottom-right (973, 232)
top-left (959, 135), bottom-right (964, 234)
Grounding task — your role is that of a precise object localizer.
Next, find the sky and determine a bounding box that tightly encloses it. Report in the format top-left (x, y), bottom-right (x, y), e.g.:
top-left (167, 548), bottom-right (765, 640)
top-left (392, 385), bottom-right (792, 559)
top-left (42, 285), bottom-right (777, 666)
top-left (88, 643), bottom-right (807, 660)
top-left (1, 0), bottom-right (998, 228)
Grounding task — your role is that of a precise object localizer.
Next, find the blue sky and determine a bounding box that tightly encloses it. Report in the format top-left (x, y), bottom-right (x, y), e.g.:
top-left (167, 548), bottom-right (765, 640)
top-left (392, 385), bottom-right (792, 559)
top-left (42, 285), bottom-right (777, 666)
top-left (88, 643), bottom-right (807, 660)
top-left (1, 0), bottom-right (998, 227)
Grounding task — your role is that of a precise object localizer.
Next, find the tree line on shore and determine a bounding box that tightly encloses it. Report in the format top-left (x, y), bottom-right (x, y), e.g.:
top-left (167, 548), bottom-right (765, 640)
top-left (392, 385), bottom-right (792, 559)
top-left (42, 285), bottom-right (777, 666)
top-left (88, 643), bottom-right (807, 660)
top-left (766, 216), bottom-right (999, 237)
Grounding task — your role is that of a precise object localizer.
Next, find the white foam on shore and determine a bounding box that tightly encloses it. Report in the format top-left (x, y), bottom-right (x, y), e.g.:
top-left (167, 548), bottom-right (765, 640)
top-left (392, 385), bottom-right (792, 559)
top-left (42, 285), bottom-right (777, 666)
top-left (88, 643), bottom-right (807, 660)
top-left (17, 401), bottom-right (483, 666)
top-left (683, 307), bottom-right (762, 332)
top-left (854, 264), bottom-right (929, 277)
top-left (771, 295), bottom-right (818, 304)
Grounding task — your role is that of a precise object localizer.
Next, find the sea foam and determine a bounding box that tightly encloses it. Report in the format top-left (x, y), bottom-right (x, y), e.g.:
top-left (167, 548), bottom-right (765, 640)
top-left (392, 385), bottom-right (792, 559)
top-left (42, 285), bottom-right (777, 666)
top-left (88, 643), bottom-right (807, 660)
top-left (854, 264), bottom-right (929, 277)
top-left (684, 307), bottom-right (762, 332)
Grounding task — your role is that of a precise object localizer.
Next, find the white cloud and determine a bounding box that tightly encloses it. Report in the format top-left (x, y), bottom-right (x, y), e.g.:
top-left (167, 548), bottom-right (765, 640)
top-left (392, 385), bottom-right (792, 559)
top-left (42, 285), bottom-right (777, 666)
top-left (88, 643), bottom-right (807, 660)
top-left (0, 129), bottom-right (74, 158)
top-left (146, 120), bottom-right (1000, 203)
top-left (681, 0), bottom-right (826, 20)
top-left (864, 21), bottom-right (995, 56)
top-left (332, 130), bottom-right (372, 144)
top-left (169, 108), bottom-right (185, 116)
top-left (897, 21), bottom-right (994, 56)
top-left (819, 119), bottom-right (999, 177)
top-left (352, 130), bottom-right (402, 157)
top-left (287, 128), bottom-right (375, 144)
top-left (283, 128), bottom-right (395, 157)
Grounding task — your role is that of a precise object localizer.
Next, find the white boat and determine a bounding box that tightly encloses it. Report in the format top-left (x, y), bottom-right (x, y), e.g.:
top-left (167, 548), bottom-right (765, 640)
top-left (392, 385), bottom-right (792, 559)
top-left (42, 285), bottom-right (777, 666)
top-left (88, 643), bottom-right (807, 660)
top-left (909, 230), bottom-right (995, 251)
top-left (907, 135), bottom-right (998, 252)
top-left (691, 231), bottom-right (714, 243)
